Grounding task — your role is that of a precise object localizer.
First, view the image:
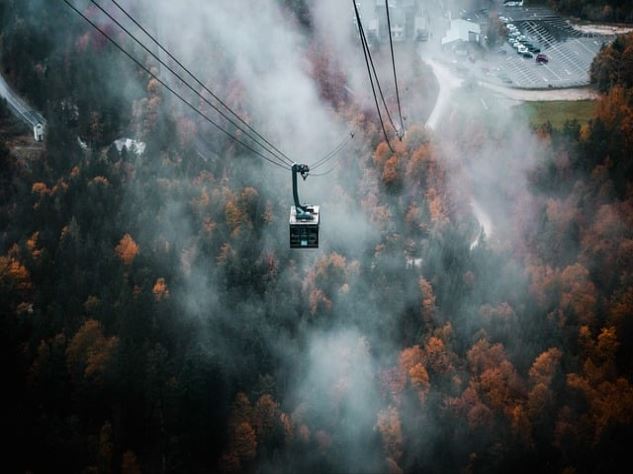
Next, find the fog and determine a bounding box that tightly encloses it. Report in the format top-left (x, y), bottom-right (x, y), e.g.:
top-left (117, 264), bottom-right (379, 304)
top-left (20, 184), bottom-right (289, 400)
top-left (83, 0), bottom-right (549, 471)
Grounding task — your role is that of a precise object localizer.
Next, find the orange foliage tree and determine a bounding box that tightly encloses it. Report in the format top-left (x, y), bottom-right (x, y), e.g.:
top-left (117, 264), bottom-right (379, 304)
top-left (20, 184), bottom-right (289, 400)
top-left (399, 345), bottom-right (430, 403)
top-left (152, 278), bottom-right (169, 301)
top-left (66, 319), bottom-right (119, 382)
top-left (419, 277), bottom-right (436, 325)
top-left (383, 155), bottom-right (401, 189)
top-left (376, 406), bottom-right (403, 464)
top-left (0, 255), bottom-right (32, 293)
top-left (559, 263), bottom-right (597, 325)
top-left (115, 234), bottom-right (139, 265)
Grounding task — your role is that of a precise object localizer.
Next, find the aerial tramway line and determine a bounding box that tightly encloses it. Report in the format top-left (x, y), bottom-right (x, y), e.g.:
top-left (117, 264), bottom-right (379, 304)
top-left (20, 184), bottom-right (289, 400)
top-left (61, 0), bottom-right (404, 249)
top-left (352, 0), bottom-right (406, 149)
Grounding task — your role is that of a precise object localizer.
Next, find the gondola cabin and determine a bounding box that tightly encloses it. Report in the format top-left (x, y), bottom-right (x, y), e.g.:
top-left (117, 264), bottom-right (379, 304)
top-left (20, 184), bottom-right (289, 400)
top-left (289, 163), bottom-right (319, 249)
top-left (289, 205), bottom-right (319, 249)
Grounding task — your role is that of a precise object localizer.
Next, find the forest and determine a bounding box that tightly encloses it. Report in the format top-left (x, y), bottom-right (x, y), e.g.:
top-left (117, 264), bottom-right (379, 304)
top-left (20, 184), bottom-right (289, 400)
top-left (547, 0), bottom-right (633, 22)
top-left (1, 0), bottom-right (633, 473)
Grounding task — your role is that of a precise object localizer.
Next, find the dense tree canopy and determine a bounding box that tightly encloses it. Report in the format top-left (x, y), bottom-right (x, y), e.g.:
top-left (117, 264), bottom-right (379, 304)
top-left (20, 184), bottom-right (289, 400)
top-left (1, 1), bottom-right (633, 473)
top-left (547, 0), bottom-right (633, 22)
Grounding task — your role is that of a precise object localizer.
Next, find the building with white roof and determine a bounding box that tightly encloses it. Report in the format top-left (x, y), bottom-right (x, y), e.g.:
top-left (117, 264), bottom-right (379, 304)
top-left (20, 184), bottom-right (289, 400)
top-left (441, 19), bottom-right (481, 46)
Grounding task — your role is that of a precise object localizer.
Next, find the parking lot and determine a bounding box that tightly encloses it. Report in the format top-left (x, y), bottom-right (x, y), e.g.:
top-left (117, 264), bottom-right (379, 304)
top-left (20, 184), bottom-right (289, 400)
top-left (485, 6), bottom-right (611, 89)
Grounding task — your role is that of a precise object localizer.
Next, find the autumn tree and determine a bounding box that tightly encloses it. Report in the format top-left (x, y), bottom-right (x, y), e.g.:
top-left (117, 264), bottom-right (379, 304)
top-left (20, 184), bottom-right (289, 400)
top-left (559, 263), bottom-right (597, 326)
top-left (97, 421), bottom-right (113, 474)
top-left (383, 155), bottom-right (401, 190)
top-left (0, 254), bottom-right (32, 309)
top-left (591, 33), bottom-right (633, 91)
top-left (253, 394), bottom-right (280, 442)
top-left (121, 451), bottom-right (142, 474)
top-left (115, 234), bottom-right (139, 265)
top-left (419, 277), bottom-right (437, 325)
top-left (527, 347), bottom-right (562, 421)
top-left (399, 345), bottom-right (430, 403)
top-left (152, 277), bottom-right (169, 301)
top-left (376, 406), bottom-right (403, 466)
top-left (305, 252), bottom-right (357, 315)
top-left (66, 319), bottom-right (119, 383)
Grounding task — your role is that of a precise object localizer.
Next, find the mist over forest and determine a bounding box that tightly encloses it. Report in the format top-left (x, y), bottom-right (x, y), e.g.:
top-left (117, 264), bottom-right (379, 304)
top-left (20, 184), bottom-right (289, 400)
top-left (1, 0), bottom-right (633, 473)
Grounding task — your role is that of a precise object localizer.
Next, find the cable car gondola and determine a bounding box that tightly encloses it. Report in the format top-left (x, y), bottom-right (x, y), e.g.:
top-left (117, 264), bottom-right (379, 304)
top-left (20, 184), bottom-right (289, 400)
top-left (289, 164), bottom-right (319, 249)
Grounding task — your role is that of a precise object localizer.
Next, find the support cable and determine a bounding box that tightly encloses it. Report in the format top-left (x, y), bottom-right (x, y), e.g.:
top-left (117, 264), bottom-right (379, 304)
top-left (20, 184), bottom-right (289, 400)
top-left (359, 14), bottom-right (398, 133)
top-left (310, 130), bottom-right (355, 170)
top-left (90, 0), bottom-right (293, 166)
top-left (310, 166), bottom-right (338, 177)
top-left (62, 0), bottom-right (290, 170)
top-left (108, 0), bottom-right (353, 169)
top-left (108, 0), bottom-right (294, 165)
top-left (384, 0), bottom-right (405, 137)
top-left (352, 0), bottom-right (394, 152)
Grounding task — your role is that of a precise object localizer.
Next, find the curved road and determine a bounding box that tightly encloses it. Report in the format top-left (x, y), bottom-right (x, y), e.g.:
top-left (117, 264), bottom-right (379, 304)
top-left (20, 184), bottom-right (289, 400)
top-left (423, 53), bottom-right (597, 246)
top-left (425, 58), bottom-right (463, 130)
top-left (423, 56), bottom-right (496, 244)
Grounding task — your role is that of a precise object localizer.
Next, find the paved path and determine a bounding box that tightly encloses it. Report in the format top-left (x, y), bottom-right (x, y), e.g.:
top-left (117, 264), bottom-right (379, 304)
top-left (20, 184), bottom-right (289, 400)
top-left (572, 23), bottom-right (633, 35)
top-left (424, 58), bottom-right (462, 131)
top-left (422, 56), bottom-right (496, 243)
top-left (479, 81), bottom-right (599, 102)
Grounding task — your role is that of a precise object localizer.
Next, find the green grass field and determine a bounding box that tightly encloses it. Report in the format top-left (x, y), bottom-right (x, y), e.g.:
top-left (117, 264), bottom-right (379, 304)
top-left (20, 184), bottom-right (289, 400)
top-left (516, 100), bottom-right (597, 129)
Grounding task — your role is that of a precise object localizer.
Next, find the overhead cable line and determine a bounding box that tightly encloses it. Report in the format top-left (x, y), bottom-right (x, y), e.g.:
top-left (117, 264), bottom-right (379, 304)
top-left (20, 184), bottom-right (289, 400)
top-left (358, 16), bottom-right (398, 134)
top-left (352, 0), bottom-right (394, 152)
top-left (355, 6), bottom-right (399, 134)
top-left (384, 0), bottom-right (405, 137)
top-left (310, 130), bottom-right (355, 170)
top-left (99, 0), bottom-right (352, 170)
top-left (89, 0), bottom-right (293, 167)
top-left (62, 0), bottom-right (290, 170)
top-left (107, 0), bottom-right (295, 167)
top-left (310, 166), bottom-right (338, 177)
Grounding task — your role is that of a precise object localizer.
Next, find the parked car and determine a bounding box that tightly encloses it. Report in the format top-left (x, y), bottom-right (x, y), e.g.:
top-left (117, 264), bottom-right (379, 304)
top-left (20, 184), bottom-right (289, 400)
top-left (518, 45), bottom-right (528, 54)
top-left (522, 51), bottom-right (534, 58)
top-left (536, 53), bottom-right (549, 64)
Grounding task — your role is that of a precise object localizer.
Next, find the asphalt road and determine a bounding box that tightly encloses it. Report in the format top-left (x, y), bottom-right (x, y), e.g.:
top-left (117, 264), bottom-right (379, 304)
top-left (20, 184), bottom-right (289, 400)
top-left (424, 58), bottom-right (462, 130)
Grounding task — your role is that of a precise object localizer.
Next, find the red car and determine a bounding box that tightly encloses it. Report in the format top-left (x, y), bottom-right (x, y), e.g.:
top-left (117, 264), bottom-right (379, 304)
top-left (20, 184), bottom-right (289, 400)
top-left (536, 53), bottom-right (549, 64)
